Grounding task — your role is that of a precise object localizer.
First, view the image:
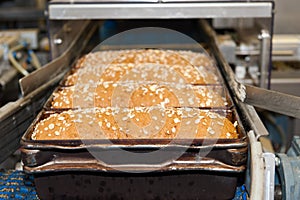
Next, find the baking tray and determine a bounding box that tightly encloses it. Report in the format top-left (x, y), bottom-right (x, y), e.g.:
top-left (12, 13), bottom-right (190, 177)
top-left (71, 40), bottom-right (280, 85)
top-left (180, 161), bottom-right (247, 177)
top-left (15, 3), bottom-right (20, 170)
top-left (21, 105), bottom-right (247, 171)
top-left (21, 42), bottom-right (248, 168)
top-left (21, 37), bottom-right (248, 200)
top-left (22, 144), bottom-right (246, 200)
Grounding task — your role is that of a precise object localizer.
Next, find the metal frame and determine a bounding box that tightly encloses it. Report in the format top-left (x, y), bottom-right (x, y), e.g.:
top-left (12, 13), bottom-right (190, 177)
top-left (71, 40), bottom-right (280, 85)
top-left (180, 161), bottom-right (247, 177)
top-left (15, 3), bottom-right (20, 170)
top-left (48, 2), bottom-right (272, 19)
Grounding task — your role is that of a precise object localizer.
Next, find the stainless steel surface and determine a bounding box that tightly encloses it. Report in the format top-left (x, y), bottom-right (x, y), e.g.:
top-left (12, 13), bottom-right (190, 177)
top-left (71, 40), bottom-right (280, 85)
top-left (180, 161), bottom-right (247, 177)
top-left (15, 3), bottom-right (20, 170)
top-left (243, 84), bottom-right (300, 119)
top-left (263, 152), bottom-right (275, 200)
top-left (51, 0), bottom-right (158, 2)
top-left (162, 0), bottom-right (254, 2)
top-left (272, 35), bottom-right (300, 61)
top-left (258, 30), bottom-right (271, 88)
top-left (48, 2), bottom-right (273, 19)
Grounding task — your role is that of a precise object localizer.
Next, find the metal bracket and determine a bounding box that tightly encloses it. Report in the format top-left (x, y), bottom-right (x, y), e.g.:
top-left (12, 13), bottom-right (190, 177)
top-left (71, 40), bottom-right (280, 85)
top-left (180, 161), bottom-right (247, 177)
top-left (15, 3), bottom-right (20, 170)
top-left (242, 84), bottom-right (300, 119)
top-left (258, 29), bottom-right (271, 89)
top-left (262, 152), bottom-right (275, 200)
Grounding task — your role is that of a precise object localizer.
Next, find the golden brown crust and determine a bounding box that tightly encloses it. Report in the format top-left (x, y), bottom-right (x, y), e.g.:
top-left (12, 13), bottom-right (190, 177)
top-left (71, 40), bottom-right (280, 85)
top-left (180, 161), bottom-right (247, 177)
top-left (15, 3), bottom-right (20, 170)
top-left (63, 50), bottom-right (219, 86)
top-left (32, 108), bottom-right (238, 140)
top-left (51, 83), bottom-right (227, 109)
top-left (34, 49), bottom-right (237, 140)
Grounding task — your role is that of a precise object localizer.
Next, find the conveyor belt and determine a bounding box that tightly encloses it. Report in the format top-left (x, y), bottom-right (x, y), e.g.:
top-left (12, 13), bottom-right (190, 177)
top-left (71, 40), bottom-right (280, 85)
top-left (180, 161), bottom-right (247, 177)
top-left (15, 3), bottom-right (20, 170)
top-left (0, 171), bottom-right (38, 200)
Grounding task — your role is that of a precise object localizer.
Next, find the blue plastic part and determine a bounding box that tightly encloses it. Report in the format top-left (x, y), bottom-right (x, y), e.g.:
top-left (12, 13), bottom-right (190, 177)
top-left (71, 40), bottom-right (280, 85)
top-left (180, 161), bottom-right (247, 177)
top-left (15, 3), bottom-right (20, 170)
top-left (0, 171), bottom-right (38, 200)
top-left (232, 185), bottom-right (249, 200)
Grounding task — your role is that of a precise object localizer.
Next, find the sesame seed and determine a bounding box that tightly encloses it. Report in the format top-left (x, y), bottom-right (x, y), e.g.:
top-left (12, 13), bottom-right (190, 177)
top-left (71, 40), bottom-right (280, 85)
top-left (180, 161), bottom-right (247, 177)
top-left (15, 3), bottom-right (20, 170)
top-left (173, 118), bottom-right (180, 124)
top-left (159, 93), bottom-right (163, 100)
top-left (103, 82), bottom-right (109, 88)
top-left (207, 127), bottom-right (215, 135)
top-left (152, 116), bottom-right (158, 120)
top-left (48, 124), bottom-right (54, 130)
top-left (128, 113), bottom-right (135, 119)
top-left (171, 127), bottom-right (176, 133)
top-left (226, 132), bottom-right (231, 138)
top-left (217, 121), bottom-right (224, 126)
top-left (195, 118), bottom-right (201, 124)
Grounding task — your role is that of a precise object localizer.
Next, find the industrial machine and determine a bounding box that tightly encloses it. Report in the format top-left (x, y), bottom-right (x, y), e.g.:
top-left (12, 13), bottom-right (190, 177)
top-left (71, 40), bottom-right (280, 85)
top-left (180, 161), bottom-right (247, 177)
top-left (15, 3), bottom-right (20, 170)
top-left (0, 0), bottom-right (300, 199)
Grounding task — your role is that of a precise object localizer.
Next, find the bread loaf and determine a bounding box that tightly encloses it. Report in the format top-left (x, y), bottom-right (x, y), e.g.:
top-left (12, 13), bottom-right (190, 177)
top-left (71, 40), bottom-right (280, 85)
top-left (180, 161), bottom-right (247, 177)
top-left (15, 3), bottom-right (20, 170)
top-left (33, 49), bottom-right (238, 140)
top-left (32, 107), bottom-right (238, 140)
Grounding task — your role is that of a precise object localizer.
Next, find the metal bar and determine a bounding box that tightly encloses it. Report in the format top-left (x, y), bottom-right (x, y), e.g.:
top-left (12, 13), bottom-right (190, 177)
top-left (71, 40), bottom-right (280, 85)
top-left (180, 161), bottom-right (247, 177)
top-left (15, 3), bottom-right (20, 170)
top-left (244, 84), bottom-right (300, 119)
top-left (49, 2), bottom-right (273, 19)
top-left (51, 0), bottom-right (159, 2)
top-left (0, 7), bottom-right (44, 21)
top-left (258, 30), bottom-right (271, 88)
top-left (248, 131), bottom-right (264, 200)
top-left (263, 152), bottom-right (275, 200)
